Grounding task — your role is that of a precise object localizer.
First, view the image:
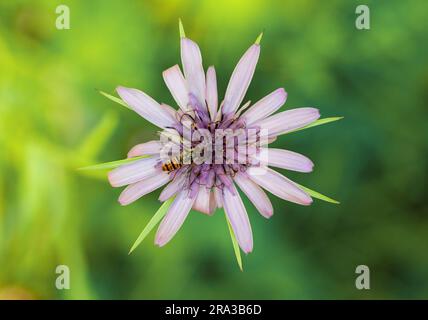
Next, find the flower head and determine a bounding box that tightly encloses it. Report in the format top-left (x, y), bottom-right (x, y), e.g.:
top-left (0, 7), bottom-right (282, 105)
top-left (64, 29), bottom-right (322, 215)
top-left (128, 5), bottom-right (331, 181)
top-left (104, 21), bottom-right (340, 258)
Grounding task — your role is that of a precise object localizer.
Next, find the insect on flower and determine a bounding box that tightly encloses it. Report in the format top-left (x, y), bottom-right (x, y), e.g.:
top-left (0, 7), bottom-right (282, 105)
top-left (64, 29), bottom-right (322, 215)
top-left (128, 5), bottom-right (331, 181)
top-left (90, 20), bottom-right (342, 267)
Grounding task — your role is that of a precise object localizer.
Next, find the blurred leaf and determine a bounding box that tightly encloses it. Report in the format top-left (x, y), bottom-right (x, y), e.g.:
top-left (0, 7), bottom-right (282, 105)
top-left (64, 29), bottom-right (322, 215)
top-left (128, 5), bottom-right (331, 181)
top-left (77, 111), bottom-right (118, 160)
top-left (129, 197), bottom-right (175, 254)
top-left (296, 184), bottom-right (340, 204)
top-left (78, 156), bottom-right (149, 171)
top-left (225, 213), bottom-right (243, 271)
top-left (99, 90), bottom-right (131, 110)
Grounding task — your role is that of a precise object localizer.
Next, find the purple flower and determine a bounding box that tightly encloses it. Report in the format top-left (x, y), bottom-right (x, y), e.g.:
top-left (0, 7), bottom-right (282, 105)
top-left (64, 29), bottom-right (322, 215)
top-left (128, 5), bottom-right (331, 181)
top-left (105, 22), bottom-right (340, 256)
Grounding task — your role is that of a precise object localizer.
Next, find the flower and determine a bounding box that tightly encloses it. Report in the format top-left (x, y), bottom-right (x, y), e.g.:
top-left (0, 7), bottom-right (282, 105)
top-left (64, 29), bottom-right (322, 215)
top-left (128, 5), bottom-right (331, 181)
top-left (104, 21), bottom-right (340, 257)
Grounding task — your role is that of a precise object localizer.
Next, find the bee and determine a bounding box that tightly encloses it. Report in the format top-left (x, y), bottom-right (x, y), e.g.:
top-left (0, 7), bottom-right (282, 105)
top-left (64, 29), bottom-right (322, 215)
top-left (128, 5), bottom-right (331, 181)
top-left (161, 155), bottom-right (183, 172)
top-left (161, 150), bottom-right (192, 173)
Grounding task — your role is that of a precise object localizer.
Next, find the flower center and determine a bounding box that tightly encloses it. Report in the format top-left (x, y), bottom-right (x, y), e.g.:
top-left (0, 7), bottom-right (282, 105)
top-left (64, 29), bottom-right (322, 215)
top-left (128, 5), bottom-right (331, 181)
top-left (158, 113), bottom-right (266, 195)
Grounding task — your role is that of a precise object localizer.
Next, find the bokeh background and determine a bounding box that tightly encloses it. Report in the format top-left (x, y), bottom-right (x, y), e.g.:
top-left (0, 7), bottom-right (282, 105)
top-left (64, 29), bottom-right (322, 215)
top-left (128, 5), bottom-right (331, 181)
top-left (1, 0), bottom-right (427, 299)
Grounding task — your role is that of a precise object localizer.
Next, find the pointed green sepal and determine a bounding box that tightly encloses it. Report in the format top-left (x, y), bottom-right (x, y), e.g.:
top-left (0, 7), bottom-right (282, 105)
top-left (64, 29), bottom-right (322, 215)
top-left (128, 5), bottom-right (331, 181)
top-left (225, 214), bottom-right (243, 271)
top-left (129, 196), bottom-right (175, 254)
top-left (179, 18), bottom-right (186, 38)
top-left (99, 90), bottom-right (131, 110)
top-left (289, 117), bottom-right (343, 134)
top-left (78, 155), bottom-right (149, 171)
top-left (255, 32), bottom-right (263, 45)
top-left (297, 183), bottom-right (340, 204)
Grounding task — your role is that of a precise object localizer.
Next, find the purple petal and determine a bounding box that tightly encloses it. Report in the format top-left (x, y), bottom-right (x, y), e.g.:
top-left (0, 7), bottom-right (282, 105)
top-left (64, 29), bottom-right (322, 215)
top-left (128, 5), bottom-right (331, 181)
top-left (223, 184), bottom-right (253, 253)
top-left (108, 157), bottom-right (160, 187)
top-left (118, 173), bottom-right (170, 206)
top-left (206, 66), bottom-right (218, 121)
top-left (181, 38), bottom-right (206, 107)
top-left (159, 172), bottom-right (187, 202)
top-left (116, 86), bottom-right (177, 129)
top-left (247, 167), bottom-right (312, 205)
top-left (222, 44), bottom-right (260, 115)
top-left (188, 93), bottom-right (210, 124)
top-left (127, 140), bottom-right (162, 158)
top-left (242, 88), bottom-right (287, 126)
top-left (234, 172), bottom-right (273, 218)
top-left (162, 65), bottom-right (189, 110)
top-left (259, 148), bottom-right (314, 173)
top-left (155, 190), bottom-right (197, 247)
top-left (257, 107), bottom-right (320, 136)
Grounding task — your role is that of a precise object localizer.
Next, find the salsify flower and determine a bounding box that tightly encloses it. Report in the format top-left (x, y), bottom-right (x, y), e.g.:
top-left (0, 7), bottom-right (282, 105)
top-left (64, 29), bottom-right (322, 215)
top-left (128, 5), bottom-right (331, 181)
top-left (92, 21), bottom-right (341, 266)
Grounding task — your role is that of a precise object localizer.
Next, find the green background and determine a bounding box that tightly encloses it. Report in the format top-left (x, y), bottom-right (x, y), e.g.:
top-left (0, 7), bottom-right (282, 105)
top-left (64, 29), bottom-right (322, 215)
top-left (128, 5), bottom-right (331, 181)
top-left (1, 0), bottom-right (427, 299)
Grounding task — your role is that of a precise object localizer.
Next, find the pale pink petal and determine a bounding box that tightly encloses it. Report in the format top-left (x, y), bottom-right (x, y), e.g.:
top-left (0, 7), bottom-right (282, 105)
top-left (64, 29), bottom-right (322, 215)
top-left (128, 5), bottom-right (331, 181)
top-left (181, 38), bottom-right (206, 106)
top-left (206, 66), bottom-right (218, 120)
top-left (222, 44), bottom-right (260, 115)
top-left (127, 141), bottom-right (162, 158)
top-left (223, 184), bottom-right (253, 253)
top-left (108, 157), bottom-right (160, 187)
top-left (116, 86), bottom-right (176, 129)
top-left (118, 173), bottom-right (170, 206)
top-left (192, 186), bottom-right (214, 215)
top-left (234, 172), bottom-right (273, 218)
top-left (257, 107), bottom-right (320, 136)
top-left (243, 88), bottom-right (287, 126)
top-left (162, 65), bottom-right (188, 110)
top-left (159, 172), bottom-right (187, 202)
top-left (155, 191), bottom-right (196, 247)
top-left (209, 191), bottom-right (217, 214)
top-left (258, 148), bottom-right (314, 173)
top-left (247, 167), bottom-right (312, 205)
top-left (159, 103), bottom-right (177, 118)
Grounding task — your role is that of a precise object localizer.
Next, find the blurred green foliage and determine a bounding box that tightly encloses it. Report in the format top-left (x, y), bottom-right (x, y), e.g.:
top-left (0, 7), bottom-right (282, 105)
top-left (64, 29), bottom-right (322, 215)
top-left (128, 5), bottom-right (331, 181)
top-left (1, 0), bottom-right (428, 299)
